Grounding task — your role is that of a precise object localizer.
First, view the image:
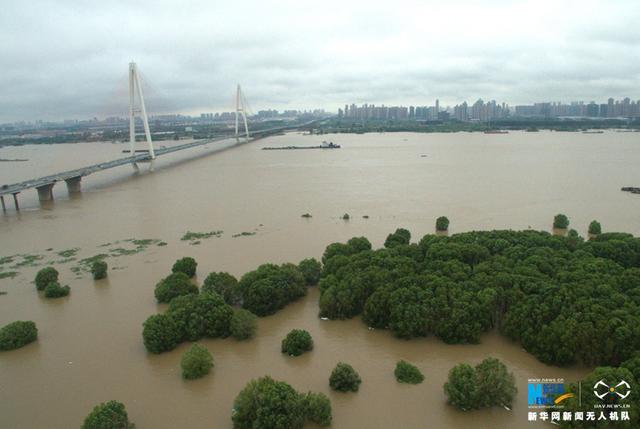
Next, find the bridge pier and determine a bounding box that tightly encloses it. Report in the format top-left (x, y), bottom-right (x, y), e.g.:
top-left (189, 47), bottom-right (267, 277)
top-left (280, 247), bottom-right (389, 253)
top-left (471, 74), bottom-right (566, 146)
top-left (0, 196), bottom-right (5, 212)
top-left (65, 176), bottom-right (82, 194)
top-left (12, 193), bottom-right (20, 211)
top-left (36, 183), bottom-right (55, 202)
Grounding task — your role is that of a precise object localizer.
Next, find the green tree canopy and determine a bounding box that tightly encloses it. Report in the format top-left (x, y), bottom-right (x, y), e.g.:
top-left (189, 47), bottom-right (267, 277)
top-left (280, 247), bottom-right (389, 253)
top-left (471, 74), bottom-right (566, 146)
top-left (298, 258), bottom-right (322, 285)
top-left (81, 400), bottom-right (134, 429)
top-left (154, 272), bottom-right (198, 303)
top-left (436, 216), bottom-right (450, 232)
top-left (385, 228), bottom-right (411, 248)
top-left (91, 260), bottom-right (108, 280)
top-left (329, 362), bottom-right (362, 392)
top-left (0, 320), bottom-right (37, 351)
top-left (553, 213), bottom-right (570, 229)
top-left (181, 343), bottom-right (213, 380)
top-left (232, 376), bottom-right (306, 429)
top-left (202, 271), bottom-right (239, 305)
top-left (589, 220), bottom-right (602, 236)
top-left (172, 257), bottom-right (198, 278)
top-left (394, 360), bottom-right (424, 384)
top-left (281, 329), bottom-right (313, 356)
top-left (35, 267), bottom-right (58, 291)
top-left (444, 358), bottom-right (516, 410)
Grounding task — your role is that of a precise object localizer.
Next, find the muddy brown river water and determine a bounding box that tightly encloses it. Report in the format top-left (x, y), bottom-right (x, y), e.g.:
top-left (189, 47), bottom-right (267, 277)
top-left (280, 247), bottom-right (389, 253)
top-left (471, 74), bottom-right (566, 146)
top-left (1, 131), bottom-right (639, 428)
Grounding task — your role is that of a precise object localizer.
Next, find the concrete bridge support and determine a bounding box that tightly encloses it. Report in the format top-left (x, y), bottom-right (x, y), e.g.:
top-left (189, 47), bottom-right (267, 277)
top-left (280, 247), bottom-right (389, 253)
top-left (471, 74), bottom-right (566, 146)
top-left (12, 193), bottom-right (20, 210)
top-left (65, 176), bottom-right (82, 194)
top-left (0, 195), bottom-right (5, 212)
top-left (36, 183), bottom-right (55, 202)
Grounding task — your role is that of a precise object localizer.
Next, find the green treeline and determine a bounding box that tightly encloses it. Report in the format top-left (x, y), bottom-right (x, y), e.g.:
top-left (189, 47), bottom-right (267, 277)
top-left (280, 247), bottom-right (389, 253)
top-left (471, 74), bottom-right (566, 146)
top-left (319, 229), bottom-right (640, 367)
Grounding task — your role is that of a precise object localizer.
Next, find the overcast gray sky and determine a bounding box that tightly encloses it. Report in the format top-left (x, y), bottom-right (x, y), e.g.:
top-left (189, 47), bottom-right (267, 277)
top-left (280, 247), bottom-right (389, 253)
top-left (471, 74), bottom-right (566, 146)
top-left (1, 0), bottom-right (639, 121)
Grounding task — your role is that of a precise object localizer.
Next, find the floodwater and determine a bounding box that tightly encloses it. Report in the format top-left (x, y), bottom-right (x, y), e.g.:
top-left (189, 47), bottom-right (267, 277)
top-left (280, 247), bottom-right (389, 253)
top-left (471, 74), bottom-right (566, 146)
top-left (1, 131), bottom-right (639, 428)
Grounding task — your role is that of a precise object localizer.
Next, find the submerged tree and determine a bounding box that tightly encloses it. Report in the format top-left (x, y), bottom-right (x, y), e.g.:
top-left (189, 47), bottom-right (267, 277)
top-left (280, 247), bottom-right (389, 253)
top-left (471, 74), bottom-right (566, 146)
top-left (0, 320), bottom-right (37, 351)
top-left (302, 392), bottom-right (332, 426)
top-left (588, 220), bottom-right (602, 236)
top-left (35, 267), bottom-right (58, 291)
top-left (81, 400), bottom-right (134, 429)
top-left (329, 362), bottom-right (361, 392)
top-left (384, 228), bottom-right (411, 248)
top-left (172, 257), bottom-right (198, 278)
top-left (202, 272), bottom-right (239, 305)
top-left (394, 360), bottom-right (424, 384)
top-left (281, 329), bottom-right (314, 356)
top-left (44, 282), bottom-right (70, 298)
top-left (154, 272), bottom-right (198, 303)
top-left (181, 343), bottom-right (213, 380)
top-left (232, 376), bottom-right (306, 429)
top-left (91, 260), bottom-right (108, 280)
top-left (230, 309), bottom-right (257, 340)
top-left (436, 216), bottom-right (450, 232)
top-left (553, 213), bottom-right (570, 229)
top-left (444, 358), bottom-right (516, 410)
top-left (298, 258), bottom-right (322, 285)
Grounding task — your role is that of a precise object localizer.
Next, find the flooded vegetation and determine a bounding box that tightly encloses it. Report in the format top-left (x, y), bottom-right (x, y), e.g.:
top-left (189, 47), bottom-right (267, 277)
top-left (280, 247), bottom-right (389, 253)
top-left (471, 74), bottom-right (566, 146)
top-left (1, 131), bottom-right (640, 427)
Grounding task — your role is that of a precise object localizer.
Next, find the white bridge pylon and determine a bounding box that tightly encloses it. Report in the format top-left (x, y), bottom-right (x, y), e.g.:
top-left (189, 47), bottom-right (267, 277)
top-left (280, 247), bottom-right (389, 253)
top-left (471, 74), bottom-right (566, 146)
top-left (128, 61), bottom-right (155, 170)
top-left (235, 84), bottom-right (250, 143)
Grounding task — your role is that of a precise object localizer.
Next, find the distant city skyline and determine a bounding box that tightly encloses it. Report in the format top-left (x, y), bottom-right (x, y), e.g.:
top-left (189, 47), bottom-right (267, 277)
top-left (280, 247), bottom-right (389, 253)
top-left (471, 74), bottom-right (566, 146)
top-left (4, 96), bottom-right (639, 128)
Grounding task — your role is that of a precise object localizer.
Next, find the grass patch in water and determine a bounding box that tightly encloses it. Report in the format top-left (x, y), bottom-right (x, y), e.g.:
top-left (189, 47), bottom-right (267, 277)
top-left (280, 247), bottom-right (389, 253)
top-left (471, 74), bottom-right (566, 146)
top-left (0, 271), bottom-right (18, 280)
top-left (232, 232), bottom-right (256, 238)
top-left (0, 256), bottom-right (16, 265)
top-left (181, 231), bottom-right (223, 241)
top-left (11, 254), bottom-right (44, 268)
top-left (110, 248), bottom-right (140, 256)
top-left (57, 248), bottom-right (79, 258)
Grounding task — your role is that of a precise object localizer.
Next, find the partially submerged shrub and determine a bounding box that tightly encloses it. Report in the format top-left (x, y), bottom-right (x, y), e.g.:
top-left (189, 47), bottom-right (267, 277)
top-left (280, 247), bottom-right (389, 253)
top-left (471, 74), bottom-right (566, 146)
top-left (142, 314), bottom-right (180, 354)
top-left (81, 400), bottom-right (134, 429)
top-left (232, 376), bottom-right (306, 429)
top-left (281, 329), bottom-right (313, 356)
top-left (553, 213), bottom-right (569, 229)
top-left (181, 343), bottom-right (213, 380)
top-left (0, 320), bottom-right (37, 351)
top-left (35, 267), bottom-right (58, 291)
top-left (44, 282), bottom-right (70, 298)
top-left (154, 272), bottom-right (198, 303)
top-left (394, 360), bottom-right (424, 384)
top-left (172, 257), bottom-right (198, 278)
top-left (384, 228), bottom-right (411, 248)
top-left (230, 309), bottom-right (257, 340)
top-left (588, 220), bottom-right (602, 235)
top-left (329, 362), bottom-right (361, 392)
top-left (436, 216), bottom-right (450, 232)
top-left (303, 392), bottom-right (332, 426)
top-left (91, 260), bottom-right (108, 280)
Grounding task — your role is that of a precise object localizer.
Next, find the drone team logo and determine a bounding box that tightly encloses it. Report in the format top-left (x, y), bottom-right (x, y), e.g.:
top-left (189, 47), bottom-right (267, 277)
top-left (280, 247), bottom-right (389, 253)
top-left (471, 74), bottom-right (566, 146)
top-left (593, 379), bottom-right (631, 401)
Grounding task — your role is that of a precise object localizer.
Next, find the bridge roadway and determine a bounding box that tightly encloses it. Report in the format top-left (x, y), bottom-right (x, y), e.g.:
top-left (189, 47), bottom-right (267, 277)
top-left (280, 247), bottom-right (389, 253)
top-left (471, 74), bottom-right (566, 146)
top-left (0, 121), bottom-right (315, 211)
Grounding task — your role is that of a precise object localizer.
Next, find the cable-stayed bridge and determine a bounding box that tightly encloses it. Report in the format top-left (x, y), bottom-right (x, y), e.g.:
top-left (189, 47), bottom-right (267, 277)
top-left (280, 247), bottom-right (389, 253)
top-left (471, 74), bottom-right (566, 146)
top-left (0, 62), bottom-right (318, 211)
